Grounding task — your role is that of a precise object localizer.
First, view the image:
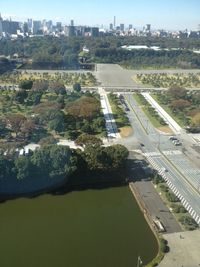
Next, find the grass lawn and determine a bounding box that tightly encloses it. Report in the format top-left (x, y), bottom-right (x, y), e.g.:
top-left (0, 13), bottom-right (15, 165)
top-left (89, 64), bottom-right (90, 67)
top-left (151, 94), bottom-right (185, 128)
top-left (108, 94), bottom-right (130, 130)
top-left (133, 94), bottom-right (170, 129)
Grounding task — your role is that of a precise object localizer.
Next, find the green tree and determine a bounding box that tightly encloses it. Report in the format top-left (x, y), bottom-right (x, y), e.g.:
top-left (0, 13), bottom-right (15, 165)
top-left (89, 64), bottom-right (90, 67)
top-left (15, 156), bottom-right (33, 180)
top-left (179, 215), bottom-right (198, 230)
top-left (73, 83), bottom-right (81, 92)
top-left (0, 118), bottom-right (7, 137)
top-left (49, 82), bottom-right (66, 95)
top-left (168, 87), bottom-right (187, 99)
top-left (84, 145), bottom-right (109, 171)
top-left (13, 90), bottom-right (28, 104)
top-left (75, 133), bottom-right (103, 147)
top-left (19, 80), bottom-right (33, 90)
top-left (48, 117), bottom-right (65, 132)
top-left (31, 145), bottom-right (75, 179)
top-left (0, 154), bottom-right (15, 179)
top-left (6, 114), bottom-right (26, 137)
top-left (105, 144), bottom-right (129, 170)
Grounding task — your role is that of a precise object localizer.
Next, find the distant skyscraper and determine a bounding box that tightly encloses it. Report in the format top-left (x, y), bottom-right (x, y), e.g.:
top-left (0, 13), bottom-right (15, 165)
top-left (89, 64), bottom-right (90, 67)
top-left (114, 16), bottom-right (116, 28)
top-left (46, 20), bottom-right (53, 31)
top-left (70, 20), bottom-right (74, 27)
top-left (146, 24), bottom-right (151, 31)
top-left (120, 24), bottom-right (124, 31)
top-left (129, 24), bottom-right (133, 30)
top-left (27, 19), bottom-right (33, 32)
top-left (0, 13), bottom-right (3, 35)
top-left (66, 25), bottom-right (75, 36)
top-left (2, 19), bottom-right (20, 34)
top-left (91, 27), bottom-right (99, 37)
top-left (33, 20), bottom-right (41, 34)
top-left (56, 22), bottom-right (62, 31)
top-left (23, 22), bottom-right (29, 34)
top-left (109, 23), bottom-right (113, 30)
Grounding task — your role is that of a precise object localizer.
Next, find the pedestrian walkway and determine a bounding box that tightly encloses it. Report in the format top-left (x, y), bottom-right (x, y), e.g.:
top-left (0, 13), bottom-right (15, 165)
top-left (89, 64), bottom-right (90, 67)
top-left (141, 92), bottom-right (182, 134)
top-left (98, 87), bottom-right (120, 139)
top-left (159, 230), bottom-right (200, 267)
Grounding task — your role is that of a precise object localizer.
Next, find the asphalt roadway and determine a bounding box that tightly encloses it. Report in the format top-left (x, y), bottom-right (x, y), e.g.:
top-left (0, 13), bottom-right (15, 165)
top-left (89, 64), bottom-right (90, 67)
top-left (95, 63), bottom-right (200, 88)
top-left (123, 94), bottom-right (200, 224)
top-left (133, 181), bottom-right (182, 233)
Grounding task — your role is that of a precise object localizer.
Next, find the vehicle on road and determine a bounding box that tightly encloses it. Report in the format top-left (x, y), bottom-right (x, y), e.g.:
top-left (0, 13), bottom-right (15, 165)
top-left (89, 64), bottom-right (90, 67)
top-left (169, 136), bottom-right (178, 141)
top-left (153, 217), bottom-right (166, 232)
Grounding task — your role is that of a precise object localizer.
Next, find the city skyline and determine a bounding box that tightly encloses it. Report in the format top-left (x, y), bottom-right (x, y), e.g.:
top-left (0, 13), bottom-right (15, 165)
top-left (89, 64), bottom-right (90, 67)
top-left (1, 0), bottom-right (200, 30)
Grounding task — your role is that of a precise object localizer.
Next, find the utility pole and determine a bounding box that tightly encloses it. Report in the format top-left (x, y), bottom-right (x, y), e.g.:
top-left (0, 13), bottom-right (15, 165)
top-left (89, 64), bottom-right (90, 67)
top-left (146, 119), bottom-right (149, 134)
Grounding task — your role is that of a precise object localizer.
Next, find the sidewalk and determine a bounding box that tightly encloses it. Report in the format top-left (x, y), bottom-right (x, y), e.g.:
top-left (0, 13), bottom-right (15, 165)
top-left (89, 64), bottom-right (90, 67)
top-left (98, 87), bottom-right (121, 139)
top-left (141, 92), bottom-right (182, 134)
top-left (159, 229), bottom-right (200, 267)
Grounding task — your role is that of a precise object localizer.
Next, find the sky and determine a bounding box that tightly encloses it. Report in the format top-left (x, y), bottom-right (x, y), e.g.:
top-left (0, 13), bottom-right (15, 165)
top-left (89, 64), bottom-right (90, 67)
top-left (1, 0), bottom-right (200, 30)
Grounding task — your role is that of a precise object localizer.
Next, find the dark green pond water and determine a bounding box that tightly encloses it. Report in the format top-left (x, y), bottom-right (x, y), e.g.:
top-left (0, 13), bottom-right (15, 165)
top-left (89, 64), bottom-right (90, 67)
top-left (0, 186), bottom-right (158, 267)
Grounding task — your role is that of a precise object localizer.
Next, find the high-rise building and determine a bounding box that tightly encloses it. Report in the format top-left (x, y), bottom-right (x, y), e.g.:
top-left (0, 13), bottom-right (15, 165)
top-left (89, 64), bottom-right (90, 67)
top-left (91, 27), bottom-right (99, 37)
top-left (56, 22), bottom-right (62, 31)
top-left (146, 24), bottom-right (151, 31)
top-left (33, 20), bottom-right (41, 34)
top-left (46, 20), bottom-right (53, 31)
top-left (129, 24), bottom-right (133, 30)
top-left (23, 22), bottom-right (29, 34)
top-left (2, 19), bottom-right (20, 34)
top-left (109, 23), bottom-right (113, 30)
top-left (120, 24), bottom-right (124, 31)
top-left (114, 16), bottom-right (116, 28)
top-left (0, 13), bottom-right (3, 36)
top-left (70, 20), bottom-right (74, 27)
top-left (65, 25), bottom-right (75, 37)
top-left (27, 19), bottom-right (33, 32)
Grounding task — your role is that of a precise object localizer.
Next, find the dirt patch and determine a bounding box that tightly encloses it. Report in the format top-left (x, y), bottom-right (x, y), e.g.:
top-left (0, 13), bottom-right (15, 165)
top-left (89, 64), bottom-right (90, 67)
top-left (119, 126), bottom-right (133, 137)
top-left (157, 126), bottom-right (173, 134)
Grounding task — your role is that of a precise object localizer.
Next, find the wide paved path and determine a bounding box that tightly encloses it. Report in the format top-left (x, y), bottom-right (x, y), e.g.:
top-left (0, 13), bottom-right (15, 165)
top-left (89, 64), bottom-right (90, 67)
top-left (159, 229), bottom-right (200, 267)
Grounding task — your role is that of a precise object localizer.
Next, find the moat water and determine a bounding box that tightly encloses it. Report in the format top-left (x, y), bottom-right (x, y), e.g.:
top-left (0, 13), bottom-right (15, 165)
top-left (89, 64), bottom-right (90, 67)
top-left (0, 186), bottom-right (158, 267)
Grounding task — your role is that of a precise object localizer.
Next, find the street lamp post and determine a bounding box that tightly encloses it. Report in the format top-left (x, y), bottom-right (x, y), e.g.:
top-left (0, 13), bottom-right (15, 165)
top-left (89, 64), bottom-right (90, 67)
top-left (137, 255), bottom-right (143, 267)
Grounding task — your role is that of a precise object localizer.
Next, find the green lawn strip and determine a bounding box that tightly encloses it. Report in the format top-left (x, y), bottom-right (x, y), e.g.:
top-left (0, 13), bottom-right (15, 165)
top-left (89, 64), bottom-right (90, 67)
top-left (107, 94), bottom-right (130, 129)
top-left (133, 94), bottom-right (164, 128)
top-left (151, 93), bottom-right (185, 128)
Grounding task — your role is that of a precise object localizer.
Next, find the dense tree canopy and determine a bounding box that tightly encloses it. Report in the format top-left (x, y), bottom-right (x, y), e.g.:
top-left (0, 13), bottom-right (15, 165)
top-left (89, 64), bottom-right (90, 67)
top-left (66, 96), bottom-right (100, 119)
top-left (1, 36), bottom-right (200, 69)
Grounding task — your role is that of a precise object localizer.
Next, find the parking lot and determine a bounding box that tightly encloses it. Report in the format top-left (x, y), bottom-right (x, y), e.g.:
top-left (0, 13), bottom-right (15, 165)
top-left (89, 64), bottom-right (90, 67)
top-left (133, 181), bottom-right (182, 233)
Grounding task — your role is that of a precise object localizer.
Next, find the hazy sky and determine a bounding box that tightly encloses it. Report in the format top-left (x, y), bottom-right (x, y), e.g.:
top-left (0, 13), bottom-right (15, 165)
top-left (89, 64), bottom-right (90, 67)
top-left (1, 0), bottom-right (200, 30)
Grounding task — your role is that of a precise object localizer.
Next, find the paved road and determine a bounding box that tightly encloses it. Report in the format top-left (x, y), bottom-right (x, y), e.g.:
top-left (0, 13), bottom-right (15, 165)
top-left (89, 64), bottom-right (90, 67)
top-left (95, 64), bottom-right (144, 88)
top-left (123, 93), bottom-right (200, 224)
top-left (16, 69), bottom-right (92, 74)
top-left (95, 63), bottom-right (200, 88)
top-left (134, 181), bottom-right (182, 233)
